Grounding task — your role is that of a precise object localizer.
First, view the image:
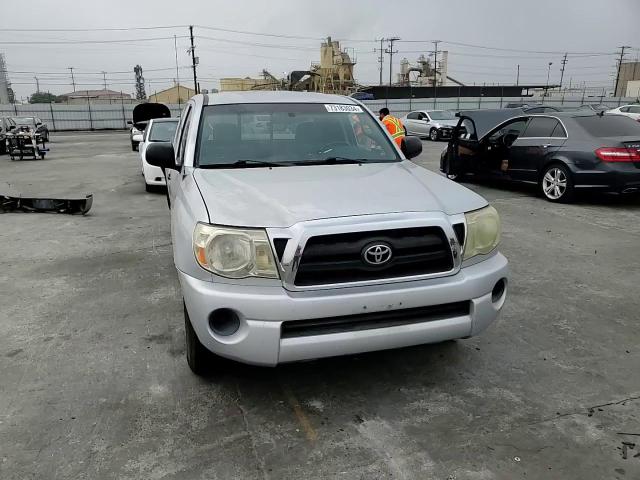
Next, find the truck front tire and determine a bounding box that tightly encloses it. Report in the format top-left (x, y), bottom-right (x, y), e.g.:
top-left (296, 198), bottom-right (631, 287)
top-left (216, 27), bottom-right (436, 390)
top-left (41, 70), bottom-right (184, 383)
top-left (184, 301), bottom-right (215, 375)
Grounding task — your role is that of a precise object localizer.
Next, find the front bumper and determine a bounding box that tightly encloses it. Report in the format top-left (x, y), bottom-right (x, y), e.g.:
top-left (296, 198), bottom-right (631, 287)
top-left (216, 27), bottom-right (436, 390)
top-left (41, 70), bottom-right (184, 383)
top-left (180, 252), bottom-right (509, 366)
top-left (438, 128), bottom-right (453, 139)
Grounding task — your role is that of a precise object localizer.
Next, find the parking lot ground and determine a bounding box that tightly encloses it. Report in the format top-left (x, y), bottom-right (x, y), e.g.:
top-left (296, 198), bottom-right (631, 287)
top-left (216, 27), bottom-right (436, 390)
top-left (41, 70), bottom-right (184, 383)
top-left (1, 131), bottom-right (639, 480)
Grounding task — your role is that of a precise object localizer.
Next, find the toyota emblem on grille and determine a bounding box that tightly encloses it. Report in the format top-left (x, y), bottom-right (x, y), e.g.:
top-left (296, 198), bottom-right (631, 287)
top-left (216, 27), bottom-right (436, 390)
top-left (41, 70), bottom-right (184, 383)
top-left (362, 243), bottom-right (393, 266)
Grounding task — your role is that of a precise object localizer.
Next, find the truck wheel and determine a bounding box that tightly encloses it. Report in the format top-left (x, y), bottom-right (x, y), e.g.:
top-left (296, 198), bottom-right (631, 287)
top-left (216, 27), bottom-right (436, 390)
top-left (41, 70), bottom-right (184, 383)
top-left (430, 128), bottom-right (439, 141)
top-left (145, 183), bottom-right (153, 193)
top-left (184, 301), bottom-right (214, 376)
top-left (540, 164), bottom-right (574, 203)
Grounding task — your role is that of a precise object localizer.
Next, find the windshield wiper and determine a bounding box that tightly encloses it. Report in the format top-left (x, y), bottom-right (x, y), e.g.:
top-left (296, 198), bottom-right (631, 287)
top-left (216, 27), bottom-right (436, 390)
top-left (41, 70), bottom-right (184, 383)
top-left (199, 159), bottom-right (288, 169)
top-left (302, 157), bottom-right (371, 165)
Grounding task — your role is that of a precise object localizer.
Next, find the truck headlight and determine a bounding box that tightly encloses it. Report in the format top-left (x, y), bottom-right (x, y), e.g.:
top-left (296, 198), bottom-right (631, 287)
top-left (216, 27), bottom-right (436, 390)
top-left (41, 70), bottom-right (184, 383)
top-left (463, 206), bottom-right (501, 260)
top-left (193, 223), bottom-right (279, 279)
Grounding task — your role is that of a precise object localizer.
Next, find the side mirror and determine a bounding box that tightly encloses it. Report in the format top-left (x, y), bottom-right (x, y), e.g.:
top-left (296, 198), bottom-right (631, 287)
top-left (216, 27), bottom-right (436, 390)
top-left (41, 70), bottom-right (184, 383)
top-left (401, 136), bottom-right (423, 159)
top-left (146, 142), bottom-right (177, 170)
top-left (127, 120), bottom-right (133, 126)
top-left (132, 133), bottom-right (143, 143)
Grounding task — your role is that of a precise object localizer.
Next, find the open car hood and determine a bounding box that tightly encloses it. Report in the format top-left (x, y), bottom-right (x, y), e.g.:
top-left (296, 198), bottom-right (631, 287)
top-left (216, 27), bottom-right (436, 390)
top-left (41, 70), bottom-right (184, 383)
top-left (132, 103), bottom-right (171, 126)
top-left (458, 108), bottom-right (525, 140)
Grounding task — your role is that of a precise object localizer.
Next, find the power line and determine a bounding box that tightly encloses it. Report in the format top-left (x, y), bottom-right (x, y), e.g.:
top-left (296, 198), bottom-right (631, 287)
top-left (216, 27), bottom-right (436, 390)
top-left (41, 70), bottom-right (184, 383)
top-left (0, 25), bottom-right (186, 32)
top-left (197, 35), bottom-right (317, 51)
top-left (6, 67), bottom-right (191, 75)
top-left (0, 36), bottom-right (188, 45)
top-left (195, 24), bottom-right (322, 41)
top-left (399, 39), bottom-right (617, 56)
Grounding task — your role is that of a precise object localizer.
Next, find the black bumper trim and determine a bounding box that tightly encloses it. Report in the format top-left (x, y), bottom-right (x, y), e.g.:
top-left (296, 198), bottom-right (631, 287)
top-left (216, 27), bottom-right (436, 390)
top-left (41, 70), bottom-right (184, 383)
top-left (281, 301), bottom-right (471, 338)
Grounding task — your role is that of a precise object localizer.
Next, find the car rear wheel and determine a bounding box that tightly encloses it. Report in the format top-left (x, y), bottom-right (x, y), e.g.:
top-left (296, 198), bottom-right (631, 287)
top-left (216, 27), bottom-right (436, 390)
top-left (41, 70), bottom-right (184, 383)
top-left (131, 141), bottom-right (138, 152)
top-left (540, 164), bottom-right (574, 203)
top-left (184, 301), bottom-right (215, 376)
top-left (430, 128), bottom-right (439, 141)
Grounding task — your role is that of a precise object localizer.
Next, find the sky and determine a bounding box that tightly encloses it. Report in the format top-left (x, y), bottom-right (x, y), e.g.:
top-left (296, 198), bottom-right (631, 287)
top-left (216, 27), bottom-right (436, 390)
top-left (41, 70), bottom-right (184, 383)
top-left (1, 0), bottom-right (639, 100)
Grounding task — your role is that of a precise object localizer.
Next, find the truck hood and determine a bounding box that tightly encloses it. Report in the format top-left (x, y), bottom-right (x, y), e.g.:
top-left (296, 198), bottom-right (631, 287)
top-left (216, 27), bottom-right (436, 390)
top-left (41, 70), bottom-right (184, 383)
top-left (194, 161), bottom-right (487, 228)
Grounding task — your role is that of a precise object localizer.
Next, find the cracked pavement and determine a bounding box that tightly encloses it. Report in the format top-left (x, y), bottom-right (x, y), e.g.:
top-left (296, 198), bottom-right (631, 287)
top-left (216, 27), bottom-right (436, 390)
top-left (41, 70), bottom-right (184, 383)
top-left (1, 132), bottom-right (639, 479)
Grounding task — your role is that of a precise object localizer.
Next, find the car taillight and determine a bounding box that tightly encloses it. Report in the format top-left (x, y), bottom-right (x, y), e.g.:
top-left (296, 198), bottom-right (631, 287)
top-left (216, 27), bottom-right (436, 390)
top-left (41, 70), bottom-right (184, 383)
top-left (595, 147), bottom-right (640, 162)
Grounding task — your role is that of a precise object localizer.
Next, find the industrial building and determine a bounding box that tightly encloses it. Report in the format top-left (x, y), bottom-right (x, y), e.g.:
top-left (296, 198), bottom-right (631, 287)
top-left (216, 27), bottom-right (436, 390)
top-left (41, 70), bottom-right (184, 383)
top-left (61, 89), bottom-right (134, 105)
top-left (219, 76), bottom-right (276, 92)
top-left (614, 61), bottom-right (640, 97)
top-left (397, 52), bottom-right (461, 87)
top-left (219, 37), bottom-right (356, 95)
top-left (148, 84), bottom-right (196, 104)
top-left (626, 80), bottom-right (640, 98)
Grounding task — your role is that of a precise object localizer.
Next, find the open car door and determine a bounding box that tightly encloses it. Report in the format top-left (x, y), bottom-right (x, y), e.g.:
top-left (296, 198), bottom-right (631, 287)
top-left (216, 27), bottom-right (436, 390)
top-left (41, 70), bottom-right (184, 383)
top-left (132, 103), bottom-right (171, 130)
top-left (443, 116), bottom-right (480, 177)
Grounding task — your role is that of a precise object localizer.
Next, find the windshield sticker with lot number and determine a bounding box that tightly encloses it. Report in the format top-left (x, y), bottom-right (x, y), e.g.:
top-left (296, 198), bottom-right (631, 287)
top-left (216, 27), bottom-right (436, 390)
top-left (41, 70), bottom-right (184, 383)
top-left (324, 104), bottom-right (363, 113)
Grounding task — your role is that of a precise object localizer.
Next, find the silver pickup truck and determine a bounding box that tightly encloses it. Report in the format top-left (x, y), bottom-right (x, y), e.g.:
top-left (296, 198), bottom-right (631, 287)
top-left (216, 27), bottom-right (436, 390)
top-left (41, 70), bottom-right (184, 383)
top-left (145, 91), bottom-right (508, 375)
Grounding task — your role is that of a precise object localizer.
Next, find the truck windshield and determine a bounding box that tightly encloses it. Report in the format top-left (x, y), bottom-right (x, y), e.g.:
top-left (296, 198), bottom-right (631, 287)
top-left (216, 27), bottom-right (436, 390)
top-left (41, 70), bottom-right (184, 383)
top-left (195, 103), bottom-right (400, 167)
top-left (149, 121), bottom-right (178, 142)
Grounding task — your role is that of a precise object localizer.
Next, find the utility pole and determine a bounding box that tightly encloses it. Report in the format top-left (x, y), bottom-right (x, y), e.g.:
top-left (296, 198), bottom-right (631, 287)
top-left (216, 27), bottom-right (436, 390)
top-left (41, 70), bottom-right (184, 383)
top-left (613, 45), bottom-right (630, 98)
top-left (102, 71), bottom-right (107, 90)
top-left (34, 76), bottom-right (40, 94)
top-left (68, 67), bottom-right (76, 92)
top-left (174, 35), bottom-right (181, 106)
top-left (188, 25), bottom-right (199, 94)
top-left (543, 62), bottom-right (553, 103)
top-left (516, 64), bottom-right (520, 86)
top-left (559, 53), bottom-right (568, 90)
top-left (432, 40), bottom-right (441, 108)
top-left (385, 37), bottom-right (400, 86)
top-left (376, 38), bottom-right (385, 86)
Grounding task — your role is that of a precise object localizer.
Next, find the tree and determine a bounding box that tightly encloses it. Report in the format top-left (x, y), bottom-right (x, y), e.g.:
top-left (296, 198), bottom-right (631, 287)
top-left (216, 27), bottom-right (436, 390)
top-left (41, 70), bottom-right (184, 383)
top-left (29, 92), bottom-right (58, 103)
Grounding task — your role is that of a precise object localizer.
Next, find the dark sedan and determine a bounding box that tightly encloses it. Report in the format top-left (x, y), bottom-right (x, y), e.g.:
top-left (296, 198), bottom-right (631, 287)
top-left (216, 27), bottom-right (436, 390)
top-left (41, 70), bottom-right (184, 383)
top-left (10, 116), bottom-right (50, 141)
top-left (441, 109), bottom-right (640, 202)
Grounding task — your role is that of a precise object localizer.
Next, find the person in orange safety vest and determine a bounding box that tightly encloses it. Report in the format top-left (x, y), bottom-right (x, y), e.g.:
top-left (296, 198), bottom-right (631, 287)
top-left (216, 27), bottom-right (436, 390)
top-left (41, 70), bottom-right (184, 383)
top-left (379, 107), bottom-right (406, 147)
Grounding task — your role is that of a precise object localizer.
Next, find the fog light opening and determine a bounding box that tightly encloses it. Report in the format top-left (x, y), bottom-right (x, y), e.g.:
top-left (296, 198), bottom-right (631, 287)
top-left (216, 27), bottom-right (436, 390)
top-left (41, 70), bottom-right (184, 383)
top-left (208, 309), bottom-right (240, 336)
top-left (492, 278), bottom-right (507, 304)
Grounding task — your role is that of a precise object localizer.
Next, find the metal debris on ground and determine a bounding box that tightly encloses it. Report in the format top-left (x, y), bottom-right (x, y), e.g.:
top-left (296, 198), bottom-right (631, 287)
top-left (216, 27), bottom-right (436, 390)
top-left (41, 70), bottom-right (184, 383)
top-left (1, 192), bottom-right (93, 215)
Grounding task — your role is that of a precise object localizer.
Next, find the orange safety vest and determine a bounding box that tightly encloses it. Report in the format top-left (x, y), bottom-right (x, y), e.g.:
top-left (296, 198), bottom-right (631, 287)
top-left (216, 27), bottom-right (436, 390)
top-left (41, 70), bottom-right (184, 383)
top-left (382, 115), bottom-right (405, 147)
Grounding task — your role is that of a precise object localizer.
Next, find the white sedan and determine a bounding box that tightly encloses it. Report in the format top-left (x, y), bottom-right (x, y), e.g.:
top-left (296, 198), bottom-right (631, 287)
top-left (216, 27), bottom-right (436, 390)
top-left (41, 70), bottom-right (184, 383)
top-left (140, 118), bottom-right (179, 191)
top-left (400, 110), bottom-right (459, 141)
top-left (607, 104), bottom-right (640, 122)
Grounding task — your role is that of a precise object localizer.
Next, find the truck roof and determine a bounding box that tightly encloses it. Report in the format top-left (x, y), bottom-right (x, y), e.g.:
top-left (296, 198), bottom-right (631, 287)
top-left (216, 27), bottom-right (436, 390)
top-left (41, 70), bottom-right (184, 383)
top-left (202, 91), bottom-right (357, 106)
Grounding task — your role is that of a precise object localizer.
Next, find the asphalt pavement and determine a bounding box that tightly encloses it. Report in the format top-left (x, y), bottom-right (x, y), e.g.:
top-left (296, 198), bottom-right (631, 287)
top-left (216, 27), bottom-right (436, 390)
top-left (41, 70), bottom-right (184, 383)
top-left (1, 132), bottom-right (639, 479)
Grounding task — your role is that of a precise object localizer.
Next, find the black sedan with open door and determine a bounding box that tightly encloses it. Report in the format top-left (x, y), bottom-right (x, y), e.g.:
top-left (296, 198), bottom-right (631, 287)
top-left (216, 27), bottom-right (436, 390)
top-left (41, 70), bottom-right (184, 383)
top-left (441, 109), bottom-right (640, 202)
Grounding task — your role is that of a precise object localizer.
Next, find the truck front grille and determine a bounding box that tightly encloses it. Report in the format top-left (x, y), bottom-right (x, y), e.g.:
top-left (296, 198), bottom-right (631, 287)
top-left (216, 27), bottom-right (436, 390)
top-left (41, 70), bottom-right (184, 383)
top-left (294, 227), bottom-right (453, 286)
